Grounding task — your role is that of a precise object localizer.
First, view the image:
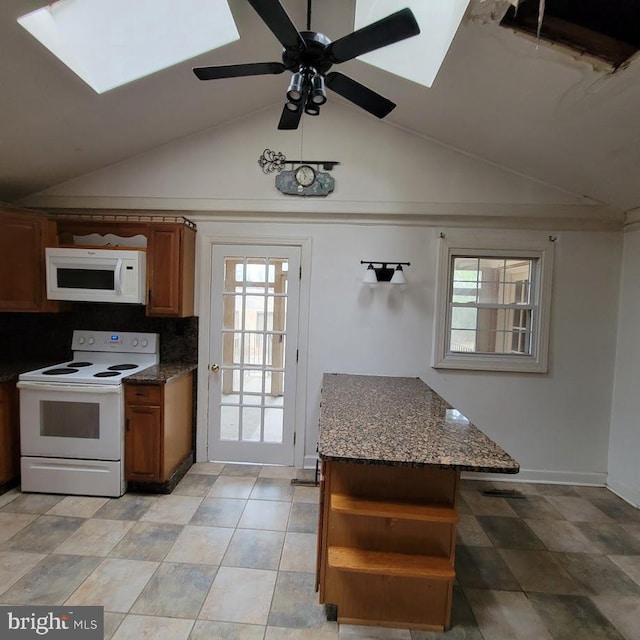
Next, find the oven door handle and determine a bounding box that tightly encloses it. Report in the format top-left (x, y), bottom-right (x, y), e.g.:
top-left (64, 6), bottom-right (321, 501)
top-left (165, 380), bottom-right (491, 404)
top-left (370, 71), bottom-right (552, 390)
top-left (17, 381), bottom-right (122, 394)
top-left (114, 258), bottom-right (123, 296)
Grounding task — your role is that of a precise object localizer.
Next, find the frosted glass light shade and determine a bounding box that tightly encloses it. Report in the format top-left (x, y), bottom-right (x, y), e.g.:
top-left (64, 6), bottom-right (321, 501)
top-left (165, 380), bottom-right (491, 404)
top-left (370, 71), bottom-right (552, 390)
top-left (363, 264), bottom-right (378, 284)
top-left (390, 266), bottom-right (406, 285)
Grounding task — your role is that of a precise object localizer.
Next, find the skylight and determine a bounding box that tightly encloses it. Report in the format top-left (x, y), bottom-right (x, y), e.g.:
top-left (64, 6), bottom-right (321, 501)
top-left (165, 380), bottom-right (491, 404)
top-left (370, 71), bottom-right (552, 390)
top-left (354, 0), bottom-right (470, 88)
top-left (17, 0), bottom-right (239, 94)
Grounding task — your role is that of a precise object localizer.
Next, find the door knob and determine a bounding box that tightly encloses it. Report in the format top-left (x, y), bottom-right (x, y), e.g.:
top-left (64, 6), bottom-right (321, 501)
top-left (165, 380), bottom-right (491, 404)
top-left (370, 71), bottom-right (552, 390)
top-left (210, 363), bottom-right (220, 372)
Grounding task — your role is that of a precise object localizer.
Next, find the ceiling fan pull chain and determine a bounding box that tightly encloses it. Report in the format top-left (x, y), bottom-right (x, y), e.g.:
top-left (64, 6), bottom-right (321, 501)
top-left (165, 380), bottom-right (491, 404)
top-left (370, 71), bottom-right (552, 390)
top-left (537, 0), bottom-right (546, 43)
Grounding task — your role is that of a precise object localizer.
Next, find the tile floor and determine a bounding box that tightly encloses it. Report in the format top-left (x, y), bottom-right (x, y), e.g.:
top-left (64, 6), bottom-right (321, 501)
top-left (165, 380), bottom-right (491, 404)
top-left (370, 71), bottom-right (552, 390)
top-left (1, 465), bottom-right (639, 639)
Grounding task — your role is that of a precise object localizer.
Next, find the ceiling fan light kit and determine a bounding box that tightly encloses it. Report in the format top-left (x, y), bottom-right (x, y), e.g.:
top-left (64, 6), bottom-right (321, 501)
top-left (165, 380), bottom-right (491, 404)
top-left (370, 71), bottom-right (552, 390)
top-left (193, 0), bottom-right (420, 130)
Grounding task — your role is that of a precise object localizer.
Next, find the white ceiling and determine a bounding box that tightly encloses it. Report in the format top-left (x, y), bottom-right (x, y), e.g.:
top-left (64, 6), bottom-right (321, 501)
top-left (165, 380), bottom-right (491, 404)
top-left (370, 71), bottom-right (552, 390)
top-left (2, 0), bottom-right (640, 213)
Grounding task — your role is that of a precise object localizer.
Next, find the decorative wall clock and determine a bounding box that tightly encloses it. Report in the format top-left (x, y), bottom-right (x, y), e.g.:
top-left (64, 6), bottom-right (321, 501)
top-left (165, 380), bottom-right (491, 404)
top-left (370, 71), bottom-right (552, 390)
top-left (258, 148), bottom-right (339, 197)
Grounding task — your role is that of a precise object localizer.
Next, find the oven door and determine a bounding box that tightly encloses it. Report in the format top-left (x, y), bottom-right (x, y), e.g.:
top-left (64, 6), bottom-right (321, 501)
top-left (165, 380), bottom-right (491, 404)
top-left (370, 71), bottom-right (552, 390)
top-left (18, 381), bottom-right (123, 460)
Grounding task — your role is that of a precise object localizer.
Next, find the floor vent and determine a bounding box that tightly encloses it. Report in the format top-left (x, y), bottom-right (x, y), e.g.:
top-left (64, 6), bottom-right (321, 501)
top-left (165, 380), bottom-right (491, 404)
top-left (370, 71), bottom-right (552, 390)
top-left (481, 489), bottom-right (525, 499)
top-left (290, 478), bottom-right (319, 487)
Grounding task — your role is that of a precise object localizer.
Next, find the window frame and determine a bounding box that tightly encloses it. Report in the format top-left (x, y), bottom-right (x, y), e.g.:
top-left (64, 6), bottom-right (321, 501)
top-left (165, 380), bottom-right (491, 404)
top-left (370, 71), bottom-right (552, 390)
top-left (432, 233), bottom-right (555, 373)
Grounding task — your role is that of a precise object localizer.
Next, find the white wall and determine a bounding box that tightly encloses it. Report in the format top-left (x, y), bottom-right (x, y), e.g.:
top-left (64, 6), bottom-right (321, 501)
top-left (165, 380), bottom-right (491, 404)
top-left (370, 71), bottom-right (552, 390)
top-left (24, 102), bottom-right (613, 220)
top-left (608, 226), bottom-right (640, 506)
top-left (23, 101), bottom-right (624, 485)
top-left (192, 218), bottom-right (621, 484)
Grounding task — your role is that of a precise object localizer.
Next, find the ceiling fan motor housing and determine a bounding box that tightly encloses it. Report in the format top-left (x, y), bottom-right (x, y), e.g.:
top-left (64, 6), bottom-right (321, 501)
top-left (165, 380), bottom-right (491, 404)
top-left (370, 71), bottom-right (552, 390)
top-left (282, 31), bottom-right (333, 75)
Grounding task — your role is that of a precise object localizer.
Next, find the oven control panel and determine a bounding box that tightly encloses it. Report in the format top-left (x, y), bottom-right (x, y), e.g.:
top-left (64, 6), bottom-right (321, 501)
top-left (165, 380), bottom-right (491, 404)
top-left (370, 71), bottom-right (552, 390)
top-left (71, 330), bottom-right (159, 354)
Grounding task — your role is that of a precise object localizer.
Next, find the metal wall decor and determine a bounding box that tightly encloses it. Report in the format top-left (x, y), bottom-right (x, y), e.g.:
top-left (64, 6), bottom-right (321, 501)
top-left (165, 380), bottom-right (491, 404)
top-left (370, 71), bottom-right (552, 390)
top-left (257, 148), bottom-right (339, 197)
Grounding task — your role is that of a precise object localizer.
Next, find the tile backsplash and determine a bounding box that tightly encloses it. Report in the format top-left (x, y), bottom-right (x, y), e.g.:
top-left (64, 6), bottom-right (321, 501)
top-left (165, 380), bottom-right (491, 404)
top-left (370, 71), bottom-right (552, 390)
top-left (0, 304), bottom-right (197, 364)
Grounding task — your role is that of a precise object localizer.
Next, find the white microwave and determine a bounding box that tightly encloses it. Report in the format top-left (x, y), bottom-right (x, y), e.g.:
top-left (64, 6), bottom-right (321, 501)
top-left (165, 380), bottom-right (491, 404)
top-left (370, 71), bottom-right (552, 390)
top-left (46, 247), bottom-right (146, 304)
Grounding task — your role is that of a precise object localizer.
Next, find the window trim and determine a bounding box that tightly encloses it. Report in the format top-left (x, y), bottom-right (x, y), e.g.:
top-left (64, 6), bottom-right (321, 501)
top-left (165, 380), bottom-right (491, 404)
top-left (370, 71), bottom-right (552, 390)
top-left (432, 233), bottom-right (554, 373)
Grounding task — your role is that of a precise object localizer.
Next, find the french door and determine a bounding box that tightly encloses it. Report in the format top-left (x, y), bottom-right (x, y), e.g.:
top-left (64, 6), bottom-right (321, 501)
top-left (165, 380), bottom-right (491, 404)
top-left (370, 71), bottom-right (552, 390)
top-left (208, 245), bottom-right (300, 465)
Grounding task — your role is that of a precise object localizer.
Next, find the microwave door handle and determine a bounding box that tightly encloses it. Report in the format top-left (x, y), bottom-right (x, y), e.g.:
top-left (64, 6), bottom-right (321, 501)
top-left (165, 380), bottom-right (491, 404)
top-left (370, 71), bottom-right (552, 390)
top-left (114, 258), bottom-right (123, 295)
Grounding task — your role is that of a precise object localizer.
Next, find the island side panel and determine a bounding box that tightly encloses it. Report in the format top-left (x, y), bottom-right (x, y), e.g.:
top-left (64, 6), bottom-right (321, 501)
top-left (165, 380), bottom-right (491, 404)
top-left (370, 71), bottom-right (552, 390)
top-left (318, 460), bottom-right (460, 631)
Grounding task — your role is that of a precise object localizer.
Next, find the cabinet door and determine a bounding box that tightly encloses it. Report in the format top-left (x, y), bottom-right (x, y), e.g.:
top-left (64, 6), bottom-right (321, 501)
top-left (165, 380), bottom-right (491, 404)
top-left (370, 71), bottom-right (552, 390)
top-left (0, 382), bottom-right (20, 485)
top-left (125, 404), bottom-right (162, 482)
top-left (0, 213), bottom-right (52, 311)
top-left (147, 226), bottom-right (182, 317)
top-left (147, 225), bottom-right (195, 317)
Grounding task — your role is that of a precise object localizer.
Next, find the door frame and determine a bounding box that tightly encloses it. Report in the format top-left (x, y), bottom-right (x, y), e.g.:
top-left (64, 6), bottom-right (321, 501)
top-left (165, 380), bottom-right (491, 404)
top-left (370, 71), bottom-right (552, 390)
top-left (196, 233), bottom-right (312, 468)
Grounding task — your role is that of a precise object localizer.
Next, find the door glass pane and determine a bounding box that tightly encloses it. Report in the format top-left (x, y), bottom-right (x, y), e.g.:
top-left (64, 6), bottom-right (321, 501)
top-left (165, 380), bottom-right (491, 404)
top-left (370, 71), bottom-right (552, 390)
top-left (221, 368), bottom-right (241, 395)
top-left (263, 370), bottom-right (285, 396)
top-left (222, 332), bottom-right (242, 365)
top-left (265, 297), bottom-right (275, 331)
top-left (224, 258), bottom-right (243, 292)
top-left (242, 407), bottom-right (261, 441)
top-left (243, 332), bottom-right (264, 365)
top-left (246, 260), bottom-right (267, 284)
top-left (265, 334), bottom-right (286, 368)
top-left (243, 369), bottom-right (264, 393)
top-left (221, 405), bottom-right (239, 440)
top-left (223, 295), bottom-right (243, 330)
top-left (40, 401), bottom-right (100, 438)
top-left (264, 408), bottom-right (283, 443)
top-left (245, 296), bottom-right (266, 331)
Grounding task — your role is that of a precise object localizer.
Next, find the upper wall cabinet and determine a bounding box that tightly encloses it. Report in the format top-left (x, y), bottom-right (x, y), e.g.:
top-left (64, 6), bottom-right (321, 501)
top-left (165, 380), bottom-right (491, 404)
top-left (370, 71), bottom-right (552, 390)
top-left (0, 207), bottom-right (60, 312)
top-left (56, 215), bottom-right (196, 318)
top-left (147, 224), bottom-right (196, 317)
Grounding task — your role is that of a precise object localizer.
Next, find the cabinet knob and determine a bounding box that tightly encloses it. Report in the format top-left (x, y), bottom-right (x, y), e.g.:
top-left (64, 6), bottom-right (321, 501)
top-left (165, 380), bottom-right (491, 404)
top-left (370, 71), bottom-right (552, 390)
top-left (210, 363), bottom-right (220, 372)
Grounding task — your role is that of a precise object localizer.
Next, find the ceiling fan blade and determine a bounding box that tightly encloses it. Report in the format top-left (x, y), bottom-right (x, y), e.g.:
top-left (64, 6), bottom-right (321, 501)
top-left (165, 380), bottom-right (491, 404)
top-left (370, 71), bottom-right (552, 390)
top-left (277, 104), bottom-right (303, 130)
top-left (248, 0), bottom-right (306, 50)
top-left (326, 8), bottom-right (420, 64)
top-left (193, 62), bottom-right (286, 80)
top-left (326, 72), bottom-right (395, 119)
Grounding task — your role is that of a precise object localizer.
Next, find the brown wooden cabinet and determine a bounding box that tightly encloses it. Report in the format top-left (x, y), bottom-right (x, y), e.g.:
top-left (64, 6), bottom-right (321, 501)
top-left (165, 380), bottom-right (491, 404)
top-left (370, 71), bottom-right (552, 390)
top-left (0, 208), bottom-right (59, 312)
top-left (0, 381), bottom-right (20, 489)
top-left (318, 461), bottom-right (459, 631)
top-left (56, 217), bottom-right (196, 317)
top-left (124, 371), bottom-right (193, 484)
top-left (147, 224), bottom-right (196, 317)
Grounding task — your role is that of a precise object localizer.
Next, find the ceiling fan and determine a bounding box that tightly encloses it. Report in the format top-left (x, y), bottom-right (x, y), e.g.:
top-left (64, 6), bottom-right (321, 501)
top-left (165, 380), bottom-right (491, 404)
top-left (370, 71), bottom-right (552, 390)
top-left (193, 0), bottom-right (420, 130)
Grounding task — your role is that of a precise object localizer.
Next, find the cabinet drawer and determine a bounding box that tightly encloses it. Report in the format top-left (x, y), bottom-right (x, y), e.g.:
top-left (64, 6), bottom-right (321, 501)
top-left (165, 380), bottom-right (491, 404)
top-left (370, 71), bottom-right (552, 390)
top-left (125, 385), bottom-right (162, 404)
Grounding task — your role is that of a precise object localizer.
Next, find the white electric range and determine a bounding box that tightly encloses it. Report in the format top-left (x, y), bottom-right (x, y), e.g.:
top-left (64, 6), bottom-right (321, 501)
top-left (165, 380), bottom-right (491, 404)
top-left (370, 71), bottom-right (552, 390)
top-left (18, 330), bottom-right (159, 497)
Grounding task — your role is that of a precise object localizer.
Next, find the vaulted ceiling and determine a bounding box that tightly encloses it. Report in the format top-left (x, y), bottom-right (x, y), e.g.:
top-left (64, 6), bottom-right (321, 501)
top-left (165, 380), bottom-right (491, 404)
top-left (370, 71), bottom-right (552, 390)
top-left (2, 0), bottom-right (640, 213)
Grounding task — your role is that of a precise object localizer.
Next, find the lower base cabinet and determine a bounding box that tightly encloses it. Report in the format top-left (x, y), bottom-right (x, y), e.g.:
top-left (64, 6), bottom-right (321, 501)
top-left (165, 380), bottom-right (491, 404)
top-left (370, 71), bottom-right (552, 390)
top-left (124, 372), bottom-right (193, 485)
top-left (317, 460), bottom-right (459, 631)
top-left (0, 381), bottom-right (20, 490)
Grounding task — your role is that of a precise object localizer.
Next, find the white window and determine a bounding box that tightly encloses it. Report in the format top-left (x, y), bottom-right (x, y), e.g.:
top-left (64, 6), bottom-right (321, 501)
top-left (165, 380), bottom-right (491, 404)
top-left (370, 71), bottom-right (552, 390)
top-left (433, 233), bottom-right (555, 373)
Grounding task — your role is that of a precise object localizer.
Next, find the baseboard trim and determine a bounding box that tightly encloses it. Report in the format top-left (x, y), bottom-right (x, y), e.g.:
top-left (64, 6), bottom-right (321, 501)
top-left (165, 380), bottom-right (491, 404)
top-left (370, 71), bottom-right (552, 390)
top-left (606, 478), bottom-right (640, 508)
top-left (461, 468), bottom-right (607, 487)
top-left (304, 455), bottom-right (319, 470)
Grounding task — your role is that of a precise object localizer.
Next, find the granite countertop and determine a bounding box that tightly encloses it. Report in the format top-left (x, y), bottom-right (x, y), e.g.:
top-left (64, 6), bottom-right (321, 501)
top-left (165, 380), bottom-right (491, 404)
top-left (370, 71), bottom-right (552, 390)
top-left (125, 362), bottom-right (197, 384)
top-left (318, 373), bottom-right (519, 473)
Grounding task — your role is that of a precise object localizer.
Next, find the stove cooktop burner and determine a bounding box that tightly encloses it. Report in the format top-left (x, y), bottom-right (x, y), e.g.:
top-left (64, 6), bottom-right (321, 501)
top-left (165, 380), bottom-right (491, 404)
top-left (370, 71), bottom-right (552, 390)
top-left (94, 371), bottom-right (121, 378)
top-left (67, 361), bottom-right (93, 367)
top-left (42, 367), bottom-right (79, 375)
top-left (108, 364), bottom-right (138, 371)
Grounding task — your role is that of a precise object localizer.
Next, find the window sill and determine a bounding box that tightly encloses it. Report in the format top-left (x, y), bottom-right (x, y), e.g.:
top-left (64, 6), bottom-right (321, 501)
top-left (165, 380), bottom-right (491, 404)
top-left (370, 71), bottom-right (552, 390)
top-left (432, 353), bottom-right (548, 373)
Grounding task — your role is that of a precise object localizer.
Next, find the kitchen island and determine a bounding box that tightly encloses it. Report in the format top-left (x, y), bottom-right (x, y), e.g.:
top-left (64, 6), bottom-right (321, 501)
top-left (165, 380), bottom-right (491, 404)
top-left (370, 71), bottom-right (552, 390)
top-left (317, 373), bottom-right (519, 631)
